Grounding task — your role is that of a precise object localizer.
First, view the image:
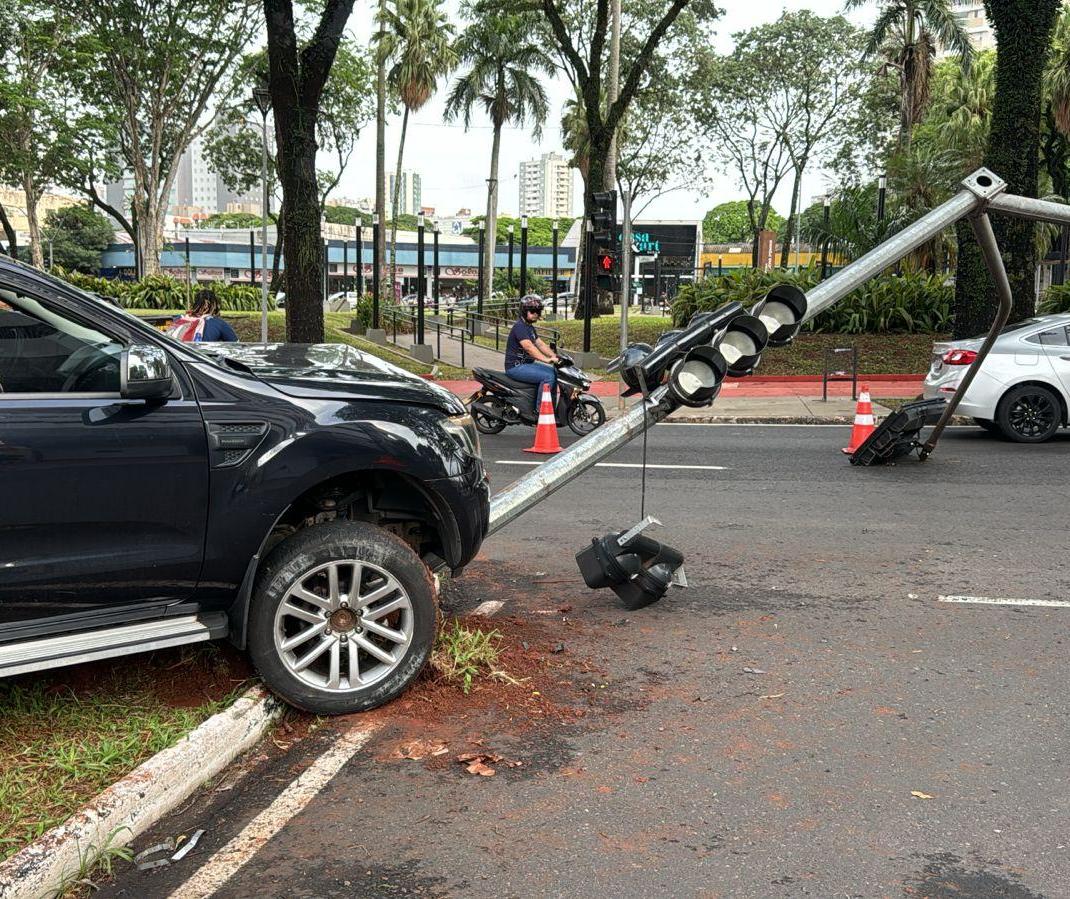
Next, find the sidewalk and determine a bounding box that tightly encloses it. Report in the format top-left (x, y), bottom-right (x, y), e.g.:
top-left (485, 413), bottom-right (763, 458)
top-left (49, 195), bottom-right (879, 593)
top-left (436, 375), bottom-right (923, 424)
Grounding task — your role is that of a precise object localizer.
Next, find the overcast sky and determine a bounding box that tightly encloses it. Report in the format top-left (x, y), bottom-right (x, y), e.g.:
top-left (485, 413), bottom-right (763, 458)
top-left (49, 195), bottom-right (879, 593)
top-left (337, 1), bottom-right (876, 222)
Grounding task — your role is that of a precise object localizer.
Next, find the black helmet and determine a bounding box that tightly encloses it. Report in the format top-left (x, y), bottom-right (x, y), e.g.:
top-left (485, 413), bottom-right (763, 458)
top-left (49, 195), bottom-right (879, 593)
top-left (520, 295), bottom-right (543, 315)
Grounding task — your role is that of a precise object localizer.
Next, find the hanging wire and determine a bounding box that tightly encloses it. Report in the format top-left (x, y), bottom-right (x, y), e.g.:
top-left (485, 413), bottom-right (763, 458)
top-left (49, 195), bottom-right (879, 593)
top-left (636, 368), bottom-right (652, 520)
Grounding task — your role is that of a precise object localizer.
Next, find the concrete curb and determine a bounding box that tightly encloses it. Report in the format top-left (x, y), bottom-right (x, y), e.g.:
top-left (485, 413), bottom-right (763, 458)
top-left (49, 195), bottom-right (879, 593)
top-left (0, 687), bottom-right (283, 899)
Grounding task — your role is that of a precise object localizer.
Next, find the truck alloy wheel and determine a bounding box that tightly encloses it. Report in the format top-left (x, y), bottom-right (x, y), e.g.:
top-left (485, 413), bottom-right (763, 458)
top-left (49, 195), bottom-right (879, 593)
top-left (249, 521), bottom-right (437, 714)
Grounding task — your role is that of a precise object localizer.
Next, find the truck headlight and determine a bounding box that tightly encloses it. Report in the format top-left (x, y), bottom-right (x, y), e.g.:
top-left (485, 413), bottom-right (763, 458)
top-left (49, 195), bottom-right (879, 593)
top-left (442, 413), bottom-right (481, 458)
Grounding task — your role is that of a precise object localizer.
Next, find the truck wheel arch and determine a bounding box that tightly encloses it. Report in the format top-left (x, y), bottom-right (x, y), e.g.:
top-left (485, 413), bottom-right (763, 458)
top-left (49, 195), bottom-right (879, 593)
top-left (226, 469), bottom-right (458, 649)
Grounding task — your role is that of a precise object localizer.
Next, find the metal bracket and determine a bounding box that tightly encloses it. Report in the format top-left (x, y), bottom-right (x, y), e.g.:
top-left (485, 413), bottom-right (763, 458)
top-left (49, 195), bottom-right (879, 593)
top-left (961, 168), bottom-right (1008, 204)
top-left (617, 516), bottom-right (661, 547)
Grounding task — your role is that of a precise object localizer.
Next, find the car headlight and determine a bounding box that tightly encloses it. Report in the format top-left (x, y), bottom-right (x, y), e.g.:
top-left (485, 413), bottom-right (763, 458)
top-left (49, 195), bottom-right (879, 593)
top-left (441, 412), bottom-right (481, 458)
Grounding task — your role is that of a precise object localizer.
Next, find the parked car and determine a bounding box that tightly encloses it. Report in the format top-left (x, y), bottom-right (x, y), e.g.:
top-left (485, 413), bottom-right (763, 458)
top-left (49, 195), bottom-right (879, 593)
top-left (325, 290), bottom-right (361, 311)
top-left (923, 313), bottom-right (1070, 442)
top-left (0, 255), bottom-right (488, 714)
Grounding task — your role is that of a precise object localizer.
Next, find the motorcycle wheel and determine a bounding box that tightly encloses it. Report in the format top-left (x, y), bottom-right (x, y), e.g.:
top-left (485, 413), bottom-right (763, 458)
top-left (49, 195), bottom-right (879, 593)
top-left (472, 399), bottom-right (507, 434)
top-left (568, 396), bottom-right (606, 436)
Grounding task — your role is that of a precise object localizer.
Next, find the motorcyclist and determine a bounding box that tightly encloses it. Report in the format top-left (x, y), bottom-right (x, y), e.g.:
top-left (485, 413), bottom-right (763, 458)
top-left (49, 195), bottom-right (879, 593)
top-left (504, 295), bottom-right (559, 413)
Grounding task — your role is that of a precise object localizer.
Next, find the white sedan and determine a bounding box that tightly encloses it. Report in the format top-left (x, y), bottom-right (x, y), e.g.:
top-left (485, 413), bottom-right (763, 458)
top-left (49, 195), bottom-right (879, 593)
top-left (923, 313), bottom-right (1070, 442)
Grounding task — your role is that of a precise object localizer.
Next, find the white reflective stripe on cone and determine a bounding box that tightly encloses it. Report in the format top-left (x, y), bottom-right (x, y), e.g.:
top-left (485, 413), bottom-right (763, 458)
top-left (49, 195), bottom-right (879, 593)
top-left (855, 414), bottom-right (875, 425)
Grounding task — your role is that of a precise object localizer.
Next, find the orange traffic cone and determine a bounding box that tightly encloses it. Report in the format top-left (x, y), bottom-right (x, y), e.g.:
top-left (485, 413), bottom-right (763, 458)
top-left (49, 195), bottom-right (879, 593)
top-left (842, 384), bottom-right (876, 454)
top-left (524, 384), bottom-right (562, 454)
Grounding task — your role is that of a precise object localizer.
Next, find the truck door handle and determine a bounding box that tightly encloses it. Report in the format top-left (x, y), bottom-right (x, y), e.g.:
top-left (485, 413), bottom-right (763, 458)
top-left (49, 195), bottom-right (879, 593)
top-left (1061, 355), bottom-right (1070, 361)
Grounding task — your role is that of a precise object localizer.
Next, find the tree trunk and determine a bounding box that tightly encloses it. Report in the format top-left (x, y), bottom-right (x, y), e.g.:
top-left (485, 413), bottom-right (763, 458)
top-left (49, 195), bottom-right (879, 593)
top-left (954, 0), bottom-right (1060, 338)
top-left (21, 176), bottom-right (43, 269)
top-left (375, 0), bottom-right (387, 306)
top-left (779, 166), bottom-right (804, 269)
top-left (0, 202), bottom-right (17, 257)
top-left (389, 106), bottom-right (410, 297)
top-left (484, 120), bottom-right (502, 307)
top-left (136, 197), bottom-right (164, 277)
top-left (271, 201), bottom-right (286, 290)
top-left (277, 114), bottom-right (324, 343)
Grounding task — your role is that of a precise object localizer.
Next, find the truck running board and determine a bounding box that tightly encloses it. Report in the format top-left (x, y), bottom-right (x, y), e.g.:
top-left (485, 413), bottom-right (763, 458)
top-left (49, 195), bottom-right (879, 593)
top-left (0, 613), bottom-right (229, 679)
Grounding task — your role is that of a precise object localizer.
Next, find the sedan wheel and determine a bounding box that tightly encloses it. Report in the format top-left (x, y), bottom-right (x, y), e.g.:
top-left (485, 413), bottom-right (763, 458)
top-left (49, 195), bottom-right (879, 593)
top-left (997, 384), bottom-right (1062, 443)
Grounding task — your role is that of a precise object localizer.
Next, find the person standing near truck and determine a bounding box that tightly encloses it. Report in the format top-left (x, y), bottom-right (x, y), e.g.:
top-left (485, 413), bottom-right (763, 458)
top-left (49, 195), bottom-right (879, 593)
top-left (504, 296), bottom-right (559, 413)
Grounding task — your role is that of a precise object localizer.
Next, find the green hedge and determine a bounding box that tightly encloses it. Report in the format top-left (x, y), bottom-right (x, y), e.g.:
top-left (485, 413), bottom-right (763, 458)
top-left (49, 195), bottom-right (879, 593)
top-left (672, 267), bottom-right (953, 335)
top-left (55, 270), bottom-right (275, 312)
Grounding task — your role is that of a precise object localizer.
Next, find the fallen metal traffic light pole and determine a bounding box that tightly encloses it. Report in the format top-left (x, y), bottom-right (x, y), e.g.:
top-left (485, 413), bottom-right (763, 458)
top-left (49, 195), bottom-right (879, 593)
top-left (487, 168), bottom-right (1070, 536)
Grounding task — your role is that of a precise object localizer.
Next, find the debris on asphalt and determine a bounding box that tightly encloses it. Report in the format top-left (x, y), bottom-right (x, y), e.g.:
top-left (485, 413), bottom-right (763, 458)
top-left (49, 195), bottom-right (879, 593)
top-left (911, 790), bottom-right (935, 800)
top-left (759, 693), bottom-right (785, 700)
top-left (394, 740), bottom-right (450, 760)
top-left (456, 751), bottom-right (523, 777)
top-left (742, 667), bottom-right (766, 675)
top-left (170, 829), bottom-right (205, 862)
top-left (134, 839), bottom-right (176, 870)
top-left (551, 643), bottom-right (566, 653)
top-left (730, 645), bottom-right (738, 652)
top-left (557, 604), bottom-right (573, 613)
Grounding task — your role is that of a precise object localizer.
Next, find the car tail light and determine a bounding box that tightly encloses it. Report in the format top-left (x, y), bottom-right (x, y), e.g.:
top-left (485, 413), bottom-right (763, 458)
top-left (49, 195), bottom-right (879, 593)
top-left (942, 348), bottom-right (977, 366)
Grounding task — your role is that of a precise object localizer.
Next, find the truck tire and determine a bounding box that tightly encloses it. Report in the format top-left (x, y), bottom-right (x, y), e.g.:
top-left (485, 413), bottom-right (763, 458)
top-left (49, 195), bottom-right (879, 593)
top-left (248, 521), bottom-right (437, 715)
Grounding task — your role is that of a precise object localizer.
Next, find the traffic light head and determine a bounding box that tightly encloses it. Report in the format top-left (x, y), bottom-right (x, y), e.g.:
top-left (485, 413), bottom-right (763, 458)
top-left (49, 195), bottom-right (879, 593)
top-left (590, 190), bottom-right (618, 242)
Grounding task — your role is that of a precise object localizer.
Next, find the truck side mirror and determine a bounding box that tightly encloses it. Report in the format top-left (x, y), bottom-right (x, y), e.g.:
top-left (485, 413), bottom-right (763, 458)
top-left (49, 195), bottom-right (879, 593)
top-left (121, 345), bottom-right (173, 400)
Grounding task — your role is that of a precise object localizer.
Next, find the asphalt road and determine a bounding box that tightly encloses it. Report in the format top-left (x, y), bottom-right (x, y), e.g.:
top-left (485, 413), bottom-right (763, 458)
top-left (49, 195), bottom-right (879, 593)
top-left (101, 424), bottom-right (1070, 899)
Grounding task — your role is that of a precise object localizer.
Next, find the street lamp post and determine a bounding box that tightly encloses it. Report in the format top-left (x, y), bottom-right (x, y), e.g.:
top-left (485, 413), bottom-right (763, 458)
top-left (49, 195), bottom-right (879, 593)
top-left (507, 224), bottom-right (514, 287)
top-left (417, 215), bottom-right (426, 344)
top-left (519, 215), bottom-right (528, 297)
top-left (355, 219), bottom-right (364, 295)
top-left (821, 195), bottom-right (831, 280)
top-left (432, 222), bottom-right (440, 314)
top-left (253, 86), bottom-right (272, 344)
top-left (477, 221), bottom-right (485, 320)
top-left (372, 214), bottom-right (381, 327)
top-left (551, 222), bottom-right (559, 316)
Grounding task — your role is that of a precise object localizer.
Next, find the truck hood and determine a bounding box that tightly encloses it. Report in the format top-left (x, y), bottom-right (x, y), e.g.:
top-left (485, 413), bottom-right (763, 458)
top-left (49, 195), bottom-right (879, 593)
top-left (197, 342), bottom-right (465, 413)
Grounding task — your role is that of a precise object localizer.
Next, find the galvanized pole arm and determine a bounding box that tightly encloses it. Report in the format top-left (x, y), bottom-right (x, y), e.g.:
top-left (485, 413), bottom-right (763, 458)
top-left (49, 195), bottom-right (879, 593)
top-left (919, 210), bottom-right (1014, 459)
top-left (988, 193), bottom-right (1070, 225)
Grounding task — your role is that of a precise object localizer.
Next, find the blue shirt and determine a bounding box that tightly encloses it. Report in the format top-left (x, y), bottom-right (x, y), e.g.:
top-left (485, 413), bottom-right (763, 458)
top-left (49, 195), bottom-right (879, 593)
top-left (505, 318), bottom-right (537, 369)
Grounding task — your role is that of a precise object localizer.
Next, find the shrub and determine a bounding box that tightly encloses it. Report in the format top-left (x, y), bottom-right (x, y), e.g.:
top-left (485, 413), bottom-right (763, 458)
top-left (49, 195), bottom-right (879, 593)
top-left (205, 281), bottom-right (276, 312)
top-left (672, 266), bottom-right (952, 335)
top-left (1038, 282), bottom-right (1070, 315)
top-left (125, 275), bottom-right (188, 310)
top-left (809, 272), bottom-right (952, 334)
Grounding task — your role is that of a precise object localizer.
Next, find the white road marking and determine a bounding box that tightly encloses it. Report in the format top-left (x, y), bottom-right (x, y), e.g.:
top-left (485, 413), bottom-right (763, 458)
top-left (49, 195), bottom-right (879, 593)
top-left (493, 461), bottom-right (728, 470)
top-left (938, 595), bottom-right (1070, 609)
top-left (167, 725), bottom-right (378, 899)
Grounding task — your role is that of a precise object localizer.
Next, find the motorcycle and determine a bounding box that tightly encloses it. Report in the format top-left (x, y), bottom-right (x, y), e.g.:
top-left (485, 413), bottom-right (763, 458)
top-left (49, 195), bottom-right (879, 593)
top-left (468, 354), bottom-right (607, 437)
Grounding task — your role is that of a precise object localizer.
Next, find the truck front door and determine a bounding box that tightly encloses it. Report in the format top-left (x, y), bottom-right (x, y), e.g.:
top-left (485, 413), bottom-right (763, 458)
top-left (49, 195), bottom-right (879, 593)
top-left (0, 282), bottom-right (209, 629)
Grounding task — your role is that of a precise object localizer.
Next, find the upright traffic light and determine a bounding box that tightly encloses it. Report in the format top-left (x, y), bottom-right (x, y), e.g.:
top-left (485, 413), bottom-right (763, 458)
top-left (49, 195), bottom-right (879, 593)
top-left (590, 190), bottom-right (621, 292)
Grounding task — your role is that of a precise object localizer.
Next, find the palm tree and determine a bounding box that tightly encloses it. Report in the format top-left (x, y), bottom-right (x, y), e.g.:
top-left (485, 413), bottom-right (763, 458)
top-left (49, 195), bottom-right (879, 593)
top-left (444, 12), bottom-right (552, 307)
top-left (1048, 7), bottom-right (1070, 136)
top-left (376, 0), bottom-right (457, 292)
top-left (847, 0), bottom-right (974, 148)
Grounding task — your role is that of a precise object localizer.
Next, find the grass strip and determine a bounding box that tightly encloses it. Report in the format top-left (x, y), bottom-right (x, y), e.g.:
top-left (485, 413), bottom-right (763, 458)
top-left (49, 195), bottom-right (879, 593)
top-left (0, 647), bottom-right (249, 863)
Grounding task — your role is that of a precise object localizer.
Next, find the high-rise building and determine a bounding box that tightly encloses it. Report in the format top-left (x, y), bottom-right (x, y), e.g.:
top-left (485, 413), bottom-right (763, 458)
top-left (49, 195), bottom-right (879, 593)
top-left (518, 152), bottom-right (574, 219)
top-left (104, 127), bottom-right (271, 222)
top-left (388, 170), bottom-right (422, 216)
top-left (940, 1), bottom-right (995, 55)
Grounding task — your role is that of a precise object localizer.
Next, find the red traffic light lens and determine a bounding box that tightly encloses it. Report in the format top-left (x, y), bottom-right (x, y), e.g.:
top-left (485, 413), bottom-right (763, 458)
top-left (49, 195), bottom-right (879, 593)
top-left (599, 253), bottom-right (613, 271)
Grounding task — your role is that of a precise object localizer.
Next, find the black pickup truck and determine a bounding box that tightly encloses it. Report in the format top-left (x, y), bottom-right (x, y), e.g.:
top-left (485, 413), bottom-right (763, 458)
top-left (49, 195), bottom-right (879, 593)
top-left (0, 256), bottom-right (489, 714)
